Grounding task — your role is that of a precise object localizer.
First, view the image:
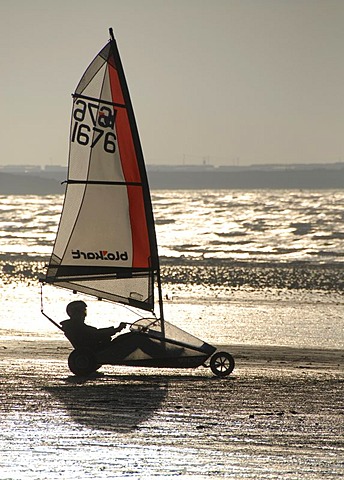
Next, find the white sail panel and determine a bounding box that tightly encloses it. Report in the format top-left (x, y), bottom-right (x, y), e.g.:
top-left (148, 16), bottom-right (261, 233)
top-left (75, 44), bottom-right (112, 98)
top-left (69, 63), bottom-right (126, 182)
top-left (53, 184), bottom-right (85, 261)
top-left (62, 184), bottom-right (133, 266)
top-left (53, 276), bottom-right (153, 310)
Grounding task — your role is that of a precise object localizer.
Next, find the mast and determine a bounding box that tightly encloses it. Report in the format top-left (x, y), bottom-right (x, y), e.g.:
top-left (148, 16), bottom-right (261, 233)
top-left (108, 28), bottom-right (165, 326)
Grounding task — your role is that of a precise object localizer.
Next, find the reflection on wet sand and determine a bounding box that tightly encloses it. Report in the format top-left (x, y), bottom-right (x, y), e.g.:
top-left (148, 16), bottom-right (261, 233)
top-left (0, 355), bottom-right (343, 479)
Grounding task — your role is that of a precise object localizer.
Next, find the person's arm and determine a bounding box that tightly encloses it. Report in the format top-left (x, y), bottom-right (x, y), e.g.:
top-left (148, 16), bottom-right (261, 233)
top-left (98, 322), bottom-right (126, 338)
top-left (111, 322), bottom-right (127, 335)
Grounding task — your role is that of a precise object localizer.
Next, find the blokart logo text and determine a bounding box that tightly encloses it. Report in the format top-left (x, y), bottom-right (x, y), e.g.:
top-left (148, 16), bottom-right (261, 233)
top-left (72, 249), bottom-right (128, 261)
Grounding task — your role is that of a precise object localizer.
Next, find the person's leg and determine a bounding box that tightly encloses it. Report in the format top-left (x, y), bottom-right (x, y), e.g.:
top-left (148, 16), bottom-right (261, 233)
top-left (109, 332), bottom-right (169, 359)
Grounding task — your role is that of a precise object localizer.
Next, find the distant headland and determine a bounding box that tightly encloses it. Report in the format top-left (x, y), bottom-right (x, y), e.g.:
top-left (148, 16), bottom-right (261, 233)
top-left (0, 162), bottom-right (343, 194)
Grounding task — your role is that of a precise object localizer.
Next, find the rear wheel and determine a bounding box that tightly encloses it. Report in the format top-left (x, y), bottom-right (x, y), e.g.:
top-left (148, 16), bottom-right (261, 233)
top-left (210, 351), bottom-right (235, 377)
top-left (68, 349), bottom-right (100, 376)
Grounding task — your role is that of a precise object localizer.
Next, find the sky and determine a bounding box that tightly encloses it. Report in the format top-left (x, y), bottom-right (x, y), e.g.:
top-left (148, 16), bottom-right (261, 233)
top-left (1, 0), bottom-right (344, 167)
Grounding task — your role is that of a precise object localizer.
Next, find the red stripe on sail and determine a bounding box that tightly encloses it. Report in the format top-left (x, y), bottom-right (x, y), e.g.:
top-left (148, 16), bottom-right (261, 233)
top-left (115, 109), bottom-right (141, 183)
top-left (108, 64), bottom-right (140, 182)
top-left (108, 61), bottom-right (150, 267)
top-left (127, 185), bottom-right (150, 268)
top-left (106, 60), bottom-right (124, 105)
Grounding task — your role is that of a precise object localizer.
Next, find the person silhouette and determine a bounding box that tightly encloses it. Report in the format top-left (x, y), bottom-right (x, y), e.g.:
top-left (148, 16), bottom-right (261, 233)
top-left (60, 300), bottom-right (126, 350)
top-left (61, 300), bottom-right (180, 361)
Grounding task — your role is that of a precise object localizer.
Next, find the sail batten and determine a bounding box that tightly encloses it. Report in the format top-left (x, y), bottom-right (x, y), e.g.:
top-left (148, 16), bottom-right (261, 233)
top-left (66, 180), bottom-right (142, 186)
top-left (72, 93), bottom-right (126, 109)
top-left (44, 32), bottom-right (159, 313)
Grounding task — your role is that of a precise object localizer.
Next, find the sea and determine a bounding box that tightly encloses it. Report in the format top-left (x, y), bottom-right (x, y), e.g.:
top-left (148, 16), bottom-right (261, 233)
top-left (0, 189), bottom-right (343, 349)
top-left (1, 189), bottom-right (344, 262)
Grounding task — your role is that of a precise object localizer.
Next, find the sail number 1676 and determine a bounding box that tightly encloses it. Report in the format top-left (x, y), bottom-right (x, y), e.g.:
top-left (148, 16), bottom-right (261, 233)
top-left (71, 99), bottom-right (117, 154)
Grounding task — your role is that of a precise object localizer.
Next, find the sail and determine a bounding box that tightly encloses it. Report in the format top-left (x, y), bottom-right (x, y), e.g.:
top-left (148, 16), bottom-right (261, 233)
top-left (44, 31), bottom-right (159, 312)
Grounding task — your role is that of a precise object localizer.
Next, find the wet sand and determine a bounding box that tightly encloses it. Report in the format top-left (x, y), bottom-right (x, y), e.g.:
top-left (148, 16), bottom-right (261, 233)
top-left (0, 337), bottom-right (343, 479)
top-left (2, 255), bottom-right (344, 292)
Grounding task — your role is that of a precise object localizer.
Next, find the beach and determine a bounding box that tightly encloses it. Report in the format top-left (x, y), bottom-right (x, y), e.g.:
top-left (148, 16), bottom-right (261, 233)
top-left (0, 302), bottom-right (343, 479)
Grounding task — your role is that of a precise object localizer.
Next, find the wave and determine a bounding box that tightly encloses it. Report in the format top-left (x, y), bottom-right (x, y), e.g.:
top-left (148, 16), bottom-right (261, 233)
top-left (1, 190), bottom-right (344, 265)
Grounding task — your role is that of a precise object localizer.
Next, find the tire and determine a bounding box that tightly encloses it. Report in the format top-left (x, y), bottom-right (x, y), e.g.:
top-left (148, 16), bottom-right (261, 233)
top-left (210, 351), bottom-right (235, 377)
top-left (68, 348), bottom-right (100, 376)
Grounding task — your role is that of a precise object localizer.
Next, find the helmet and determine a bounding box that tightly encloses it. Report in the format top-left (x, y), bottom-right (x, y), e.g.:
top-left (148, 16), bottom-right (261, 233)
top-left (66, 300), bottom-right (87, 317)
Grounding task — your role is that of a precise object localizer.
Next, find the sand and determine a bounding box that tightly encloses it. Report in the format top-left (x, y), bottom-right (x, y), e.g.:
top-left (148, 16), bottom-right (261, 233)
top-left (0, 257), bottom-right (343, 477)
top-left (0, 336), bottom-right (343, 479)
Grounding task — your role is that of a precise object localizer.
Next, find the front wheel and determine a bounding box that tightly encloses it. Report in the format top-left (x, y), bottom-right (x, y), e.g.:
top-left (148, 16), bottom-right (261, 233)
top-left (68, 348), bottom-right (100, 376)
top-left (210, 351), bottom-right (235, 377)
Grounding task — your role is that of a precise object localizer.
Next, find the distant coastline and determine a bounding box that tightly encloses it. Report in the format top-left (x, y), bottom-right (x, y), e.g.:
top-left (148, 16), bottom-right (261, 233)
top-left (0, 163), bottom-right (343, 194)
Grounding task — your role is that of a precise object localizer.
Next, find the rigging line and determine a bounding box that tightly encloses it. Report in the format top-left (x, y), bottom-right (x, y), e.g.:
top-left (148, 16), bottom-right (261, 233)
top-left (40, 284), bottom-right (63, 331)
top-left (118, 301), bottom-right (157, 320)
top-left (72, 93), bottom-right (125, 109)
